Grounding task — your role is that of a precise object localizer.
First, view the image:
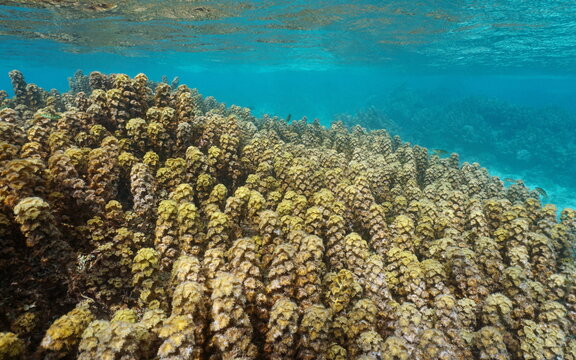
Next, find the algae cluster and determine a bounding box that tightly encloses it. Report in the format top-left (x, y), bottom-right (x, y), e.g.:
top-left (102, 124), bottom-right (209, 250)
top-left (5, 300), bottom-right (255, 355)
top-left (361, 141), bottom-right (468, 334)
top-left (0, 70), bottom-right (575, 359)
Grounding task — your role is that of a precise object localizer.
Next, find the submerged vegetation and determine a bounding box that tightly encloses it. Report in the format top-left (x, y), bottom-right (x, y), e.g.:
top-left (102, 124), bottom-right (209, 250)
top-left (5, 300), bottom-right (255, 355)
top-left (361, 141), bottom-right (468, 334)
top-left (0, 70), bottom-right (575, 359)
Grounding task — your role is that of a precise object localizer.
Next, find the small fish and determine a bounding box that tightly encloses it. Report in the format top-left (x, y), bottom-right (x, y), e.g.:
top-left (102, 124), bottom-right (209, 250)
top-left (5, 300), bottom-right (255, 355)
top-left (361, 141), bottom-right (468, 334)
top-left (286, 114), bottom-right (292, 122)
top-left (503, 178), bottom-right (519, 184)
top-left (39, 113), bottom-right (62, 120)
top-left (431, 149), bottom-right (448, 156)
top-left (534, 187), bottom-right (548, 198)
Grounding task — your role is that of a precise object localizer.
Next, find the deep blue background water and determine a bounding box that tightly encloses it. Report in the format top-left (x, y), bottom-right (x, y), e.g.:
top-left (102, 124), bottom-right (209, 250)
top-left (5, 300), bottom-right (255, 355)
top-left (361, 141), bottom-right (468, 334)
top-left (2, 47), bottom-right (575, 123)
top-left (0, 1), bottom-right (575, 211)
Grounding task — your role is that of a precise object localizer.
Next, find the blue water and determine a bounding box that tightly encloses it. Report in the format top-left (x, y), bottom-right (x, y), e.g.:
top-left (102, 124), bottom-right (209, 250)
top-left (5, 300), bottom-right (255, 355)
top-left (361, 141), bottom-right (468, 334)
top-left (1, 1), bottom-right (575, 211)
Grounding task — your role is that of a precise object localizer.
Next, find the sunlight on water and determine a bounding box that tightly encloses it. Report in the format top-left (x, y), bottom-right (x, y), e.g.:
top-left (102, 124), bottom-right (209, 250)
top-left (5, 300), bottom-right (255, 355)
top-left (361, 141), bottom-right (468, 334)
top-left (0, 0), bottom-right (575, 71)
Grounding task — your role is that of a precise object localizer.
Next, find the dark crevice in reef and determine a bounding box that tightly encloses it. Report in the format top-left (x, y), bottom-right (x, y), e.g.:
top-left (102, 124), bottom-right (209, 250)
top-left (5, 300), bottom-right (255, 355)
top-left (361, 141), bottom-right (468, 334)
top-left (0, 70), bottom-right (575, 359)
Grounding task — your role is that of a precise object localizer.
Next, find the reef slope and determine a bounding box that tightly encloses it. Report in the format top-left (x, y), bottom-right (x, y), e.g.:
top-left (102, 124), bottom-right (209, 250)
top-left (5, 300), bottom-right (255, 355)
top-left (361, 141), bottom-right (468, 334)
top-left (0, 71), bottom-right (575, 359)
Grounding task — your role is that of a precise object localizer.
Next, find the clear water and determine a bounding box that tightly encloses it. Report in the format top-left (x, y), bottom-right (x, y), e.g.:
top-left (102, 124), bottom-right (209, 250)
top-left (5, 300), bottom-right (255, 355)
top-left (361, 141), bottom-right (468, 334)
top-left (1, 0), bottom-right (575, 210)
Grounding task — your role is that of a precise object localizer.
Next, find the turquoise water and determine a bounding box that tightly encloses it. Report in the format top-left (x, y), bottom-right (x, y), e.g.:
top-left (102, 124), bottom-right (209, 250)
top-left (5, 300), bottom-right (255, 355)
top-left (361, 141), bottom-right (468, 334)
top-left (1, 0), bottom-right (575, 211)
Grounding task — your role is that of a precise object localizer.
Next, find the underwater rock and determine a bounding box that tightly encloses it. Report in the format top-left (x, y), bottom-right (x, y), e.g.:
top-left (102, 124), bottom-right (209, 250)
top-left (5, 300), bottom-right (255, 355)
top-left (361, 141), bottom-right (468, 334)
top-left (0, 71), bottom-right (574, 359)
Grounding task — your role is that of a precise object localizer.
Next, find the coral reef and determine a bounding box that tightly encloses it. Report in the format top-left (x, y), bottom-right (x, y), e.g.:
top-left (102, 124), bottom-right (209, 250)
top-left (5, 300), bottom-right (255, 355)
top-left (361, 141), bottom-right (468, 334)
top-left (0, 70), bottom-right (574, 359)
top-left (338, 90), bottom-right (576, 207)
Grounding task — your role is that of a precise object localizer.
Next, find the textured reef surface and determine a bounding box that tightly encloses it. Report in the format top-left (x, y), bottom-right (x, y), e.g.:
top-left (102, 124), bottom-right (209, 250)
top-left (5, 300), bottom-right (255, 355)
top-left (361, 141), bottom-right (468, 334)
top-left (0, 71), bottom-right (575, 359)
top-left (336, 89), bottom-right (576, 210)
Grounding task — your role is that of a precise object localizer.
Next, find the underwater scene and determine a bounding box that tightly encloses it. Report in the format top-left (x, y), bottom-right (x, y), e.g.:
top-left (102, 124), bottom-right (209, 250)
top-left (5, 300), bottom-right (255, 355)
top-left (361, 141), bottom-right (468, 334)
top-left (0, 1), bottom-right (575, 359)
